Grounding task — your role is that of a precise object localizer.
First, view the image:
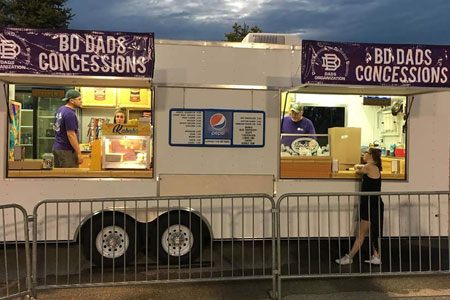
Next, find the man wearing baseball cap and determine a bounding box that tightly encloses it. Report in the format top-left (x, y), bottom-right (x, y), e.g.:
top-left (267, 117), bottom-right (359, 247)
top-left (281, 102), bottom-right (317, 151)
top-left (52, 89), bottom-right (83, 168)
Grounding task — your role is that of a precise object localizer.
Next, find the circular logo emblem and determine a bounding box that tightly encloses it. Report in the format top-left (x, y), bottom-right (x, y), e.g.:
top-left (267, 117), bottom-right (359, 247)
top-left (311, 45), bottom-right (350, 80)
top-left (210, 113), bottom-right (227, 130)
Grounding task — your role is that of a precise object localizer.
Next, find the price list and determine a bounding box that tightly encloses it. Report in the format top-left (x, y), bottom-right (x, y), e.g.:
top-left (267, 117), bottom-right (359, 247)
top-left (232, 112), bottom-right (264, 146)
top-left (170, 110), bottom-right (203, 145)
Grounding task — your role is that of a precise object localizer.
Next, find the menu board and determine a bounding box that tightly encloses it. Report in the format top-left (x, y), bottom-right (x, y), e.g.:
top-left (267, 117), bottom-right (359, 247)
top-left (233, 112), bottom-right (264, 146)
top-left (170, 110), bottom-right (203, 145)
top-left (169, 109), bottom-right (265, 147)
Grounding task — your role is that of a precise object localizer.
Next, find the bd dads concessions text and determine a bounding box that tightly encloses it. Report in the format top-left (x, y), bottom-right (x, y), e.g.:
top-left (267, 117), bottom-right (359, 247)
top-left (355, 48), bottom-right (448, 84)
top-left (38, 34), bottom-right (149, 74)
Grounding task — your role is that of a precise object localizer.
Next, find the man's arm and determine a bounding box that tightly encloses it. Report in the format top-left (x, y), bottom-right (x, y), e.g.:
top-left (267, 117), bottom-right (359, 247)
top-left (67, 130), bottom-right (83, 164)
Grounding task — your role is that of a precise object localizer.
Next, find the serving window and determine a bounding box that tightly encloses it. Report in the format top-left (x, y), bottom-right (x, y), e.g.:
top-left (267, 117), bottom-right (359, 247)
top-left (280, 92), bottom-right (407, 180)
top-left (7, 84), bottom-right (153, 178)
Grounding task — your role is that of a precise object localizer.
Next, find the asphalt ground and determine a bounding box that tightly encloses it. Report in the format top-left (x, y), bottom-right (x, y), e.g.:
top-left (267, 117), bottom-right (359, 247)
top-left (36, 274), bottom-right (450, 300)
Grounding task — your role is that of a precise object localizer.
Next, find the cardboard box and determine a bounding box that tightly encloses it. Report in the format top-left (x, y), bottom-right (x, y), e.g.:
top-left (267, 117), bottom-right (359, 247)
top-left (328, 127), bottom-right (361, 170)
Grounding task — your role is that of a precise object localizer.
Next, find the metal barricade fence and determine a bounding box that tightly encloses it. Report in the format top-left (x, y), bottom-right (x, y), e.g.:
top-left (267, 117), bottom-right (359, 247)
top-left (3, 191), bottom-right (449, 299)
top-left (276, 191), bottom-right (450, 299)
top-left (31, 194), bottom-right (278, 298)
top-left (0, 204), bottom-right (32, 300)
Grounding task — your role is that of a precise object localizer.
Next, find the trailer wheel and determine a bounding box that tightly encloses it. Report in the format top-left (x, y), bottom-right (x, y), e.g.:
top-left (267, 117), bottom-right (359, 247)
top-left (152, 212), bottom-right (202, 265)
top-left (81, 214), bottom-right (139, 267)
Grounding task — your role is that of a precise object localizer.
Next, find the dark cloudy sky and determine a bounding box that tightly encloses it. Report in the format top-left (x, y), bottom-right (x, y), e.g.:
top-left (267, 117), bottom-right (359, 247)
top-left (66, 0), bottom-right (450, 44)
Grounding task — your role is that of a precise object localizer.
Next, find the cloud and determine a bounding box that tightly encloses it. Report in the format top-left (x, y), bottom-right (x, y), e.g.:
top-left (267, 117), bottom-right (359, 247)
top-left (109, 0), bottom-right (271, 22)
top-left (67, 0), bottom-right (450, 44)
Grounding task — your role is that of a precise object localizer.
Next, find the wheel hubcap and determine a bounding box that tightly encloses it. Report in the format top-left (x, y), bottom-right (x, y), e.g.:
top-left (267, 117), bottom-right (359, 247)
top-left (96, 226), bottom-right (129, 259)
top-left (161, 224), bottom-right (194, 257)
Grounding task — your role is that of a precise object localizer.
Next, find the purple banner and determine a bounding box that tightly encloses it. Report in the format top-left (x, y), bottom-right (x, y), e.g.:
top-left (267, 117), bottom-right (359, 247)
top-left (0, 27), bottom-right (154, 78)
top-left (302, 40), bottom-right (450, 88)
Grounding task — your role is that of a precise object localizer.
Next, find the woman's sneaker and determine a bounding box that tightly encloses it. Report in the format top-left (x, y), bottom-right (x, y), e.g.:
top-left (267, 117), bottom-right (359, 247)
top-left (364, 255), bottom-right (382, 265)
top-left (335, 254), bottom-right (353, 265)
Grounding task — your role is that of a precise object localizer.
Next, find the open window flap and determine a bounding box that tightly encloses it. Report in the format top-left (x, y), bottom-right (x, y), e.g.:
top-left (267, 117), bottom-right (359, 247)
top-left (0, 74), bottom-right (152, 89)
top-left (287, 83), bottom-right (450, 96)
top-left (3, 83), bottom-right (11, 123)
top-left (0, 83), bottom-right (9, 114)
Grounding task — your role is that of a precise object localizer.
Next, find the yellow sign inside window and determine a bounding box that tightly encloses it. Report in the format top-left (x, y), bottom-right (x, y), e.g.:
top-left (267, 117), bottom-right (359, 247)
top-left (80, 87), bottom-right (116, 107)
top-left (103, 123), bottom-right (151, 136)
top-left (118, 88), bottom-right (151, 108)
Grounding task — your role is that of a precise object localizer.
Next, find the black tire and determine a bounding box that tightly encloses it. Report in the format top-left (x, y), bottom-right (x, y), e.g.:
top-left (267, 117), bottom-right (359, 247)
top-left (151, 211), bottom-right (202, 265)
top-left (81, 213), bottom-right (140, 267)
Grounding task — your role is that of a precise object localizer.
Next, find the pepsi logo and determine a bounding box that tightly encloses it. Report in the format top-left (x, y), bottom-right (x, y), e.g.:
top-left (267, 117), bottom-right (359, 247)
top-left (210, 113), bottom-right (227, 130)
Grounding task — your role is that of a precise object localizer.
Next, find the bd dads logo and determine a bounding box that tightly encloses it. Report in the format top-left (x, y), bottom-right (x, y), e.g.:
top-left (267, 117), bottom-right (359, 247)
top-left (112, 124), bottom-right (138, 134)
top-left (311, 45), bottom-right (350, 81)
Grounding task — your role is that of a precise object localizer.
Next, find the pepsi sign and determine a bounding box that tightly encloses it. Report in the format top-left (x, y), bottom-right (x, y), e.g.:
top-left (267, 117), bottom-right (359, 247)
top-left (209, 113), bottom-right (228, 136)
top-left (210, 113), bottom-right (227, 130)
top-left (204, 110), bottom-right (232, 140)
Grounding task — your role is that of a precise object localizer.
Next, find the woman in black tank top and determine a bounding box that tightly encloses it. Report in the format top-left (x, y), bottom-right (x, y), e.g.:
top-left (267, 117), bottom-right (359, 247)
top-left (336, 148), bottom-right (384, 265)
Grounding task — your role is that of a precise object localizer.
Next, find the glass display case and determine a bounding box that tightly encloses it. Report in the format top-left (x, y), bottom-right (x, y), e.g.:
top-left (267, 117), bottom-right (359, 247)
top-left (102, 135), bottom-right (150, 169)
top-left (281, 133), bottom-right (330, 156)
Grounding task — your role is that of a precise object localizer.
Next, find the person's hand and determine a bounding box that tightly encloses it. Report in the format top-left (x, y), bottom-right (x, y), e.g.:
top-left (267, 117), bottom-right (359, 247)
top-left (77, 154), bottom-right (84, 165)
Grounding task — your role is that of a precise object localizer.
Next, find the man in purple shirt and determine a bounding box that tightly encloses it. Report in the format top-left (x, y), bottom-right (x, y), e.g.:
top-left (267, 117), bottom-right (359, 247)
top-left (281, 102), bottom-right (317, 151)
top-left (52, 89), bottom-right (84, 168)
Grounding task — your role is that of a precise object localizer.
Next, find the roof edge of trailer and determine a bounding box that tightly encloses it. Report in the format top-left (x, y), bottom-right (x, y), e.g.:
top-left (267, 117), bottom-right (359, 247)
top-left (155, 38), bottom-right (302, 51)
top-left (287, 83), bottom-right (450, 96)
top-left (0, 74), bottom-right (152, 88)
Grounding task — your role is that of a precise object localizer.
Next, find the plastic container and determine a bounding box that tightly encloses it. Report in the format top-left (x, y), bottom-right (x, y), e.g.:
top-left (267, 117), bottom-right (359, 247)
top-left (42, 153), bottom-right (54, 169)
top-left (361, 145), bottom-right (369, 155)
top-left (390, 144), bottom-right (396, 157)
top-left (332, 159), bottom-right (339, 173)
top-left (395, 148), bottom-right (405, 157)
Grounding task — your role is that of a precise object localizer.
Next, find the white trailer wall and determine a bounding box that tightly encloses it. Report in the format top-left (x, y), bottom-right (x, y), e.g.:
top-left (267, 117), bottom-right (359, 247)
top-left (154, 87), bottom-right (279, 175)
top-left (153, 40), bottom-right (301, 87)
